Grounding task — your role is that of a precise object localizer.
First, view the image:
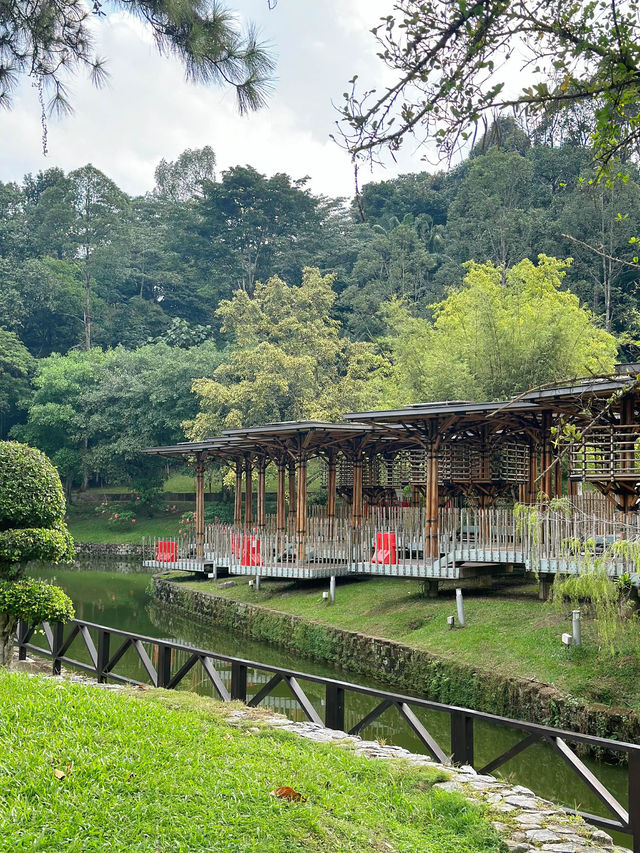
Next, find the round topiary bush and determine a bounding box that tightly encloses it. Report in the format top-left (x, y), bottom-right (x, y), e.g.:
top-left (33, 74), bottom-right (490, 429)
top-left (0, 441), bottom-right (66, 531)
top-left (0, 441), bottom-right (75, 666)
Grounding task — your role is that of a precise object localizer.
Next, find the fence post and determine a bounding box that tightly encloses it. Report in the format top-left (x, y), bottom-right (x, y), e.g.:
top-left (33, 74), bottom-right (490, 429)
top-left (231, 661), bottom-right (247, 702)
top-left (450, 711), bottom-right (474, 766)
top-left (629, 750), bottom-right (640, 853)
top-left (52, 621), bottom-right (64, 675)
top-left (157, 644), bottom-right (172, 688)
top-left (97, 629), bottom-right (110, 683)
top-left (325, 684), bottom-right (345, 731)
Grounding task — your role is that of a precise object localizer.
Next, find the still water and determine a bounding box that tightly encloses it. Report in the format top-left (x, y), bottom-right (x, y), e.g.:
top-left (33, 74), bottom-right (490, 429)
top-left (27, 559), bottom-right (632, 848)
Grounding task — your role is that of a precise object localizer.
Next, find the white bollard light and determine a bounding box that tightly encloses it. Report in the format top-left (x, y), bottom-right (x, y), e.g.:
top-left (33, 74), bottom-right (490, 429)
top-left (447, 615), bottom-right (455, 629)
top-left (572, 610), bottom-right (581, 647)
top-left (456, 588), bottom-right (466, 627)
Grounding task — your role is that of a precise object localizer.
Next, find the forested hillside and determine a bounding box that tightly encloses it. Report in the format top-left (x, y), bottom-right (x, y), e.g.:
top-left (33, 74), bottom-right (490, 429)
top-left (0, 124), bottom-right (635, 489)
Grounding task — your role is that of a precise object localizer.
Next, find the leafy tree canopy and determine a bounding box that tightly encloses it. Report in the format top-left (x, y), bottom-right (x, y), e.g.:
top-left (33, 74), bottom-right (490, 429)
top-left (376, 255), bottom-right (618, 406)
top-left (186, 268), bottom-right (384, 436)
top-left (339, 0), bottom-right (640, 173)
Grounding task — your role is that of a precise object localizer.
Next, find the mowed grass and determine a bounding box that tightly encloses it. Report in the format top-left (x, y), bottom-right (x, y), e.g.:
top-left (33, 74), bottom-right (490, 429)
top-left (178, 575), bottom-right (640, 711)
top-left (0, 673), bottom-right (504, 853)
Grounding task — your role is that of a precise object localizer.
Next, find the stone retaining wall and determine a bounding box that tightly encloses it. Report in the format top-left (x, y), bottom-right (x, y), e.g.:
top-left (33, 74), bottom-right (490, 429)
top-left (151, 574), bottom-right (640, 747)
top-left (74, 542), bottom-right (143, 558)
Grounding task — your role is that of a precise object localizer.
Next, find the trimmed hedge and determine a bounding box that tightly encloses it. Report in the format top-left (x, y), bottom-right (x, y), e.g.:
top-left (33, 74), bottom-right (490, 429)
top-left (0, 441), bottom-right (66, 532)
top-left (0, 527), bottom-right (75, 579)
top-left (0, 578), bottom-right (74, 623)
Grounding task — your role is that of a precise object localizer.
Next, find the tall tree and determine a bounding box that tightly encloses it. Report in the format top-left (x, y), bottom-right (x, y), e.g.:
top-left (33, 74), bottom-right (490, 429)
top-left (67, 166), bottom-right (129, 350)
top-left (376, 256), bottom-right (618, 406)
top-left (154, 147), bottom-right (217, 203)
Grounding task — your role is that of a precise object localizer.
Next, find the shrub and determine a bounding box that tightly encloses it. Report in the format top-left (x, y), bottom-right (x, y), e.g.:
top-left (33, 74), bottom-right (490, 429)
top-left (0, 527), bottom-right (75, 578)
top-left (0, 442), bottom-right (66, 532)
top-left (0, 578), bottom-right (75, 624)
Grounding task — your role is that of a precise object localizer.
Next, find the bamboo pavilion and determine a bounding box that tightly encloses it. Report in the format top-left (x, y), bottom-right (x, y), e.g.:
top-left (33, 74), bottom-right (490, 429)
top-left (142, 366), bottom-right (640, 594)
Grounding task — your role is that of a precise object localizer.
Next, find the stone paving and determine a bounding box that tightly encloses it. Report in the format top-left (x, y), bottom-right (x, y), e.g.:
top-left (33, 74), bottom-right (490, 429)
top-left (224, 710), bottom-right (628, 853)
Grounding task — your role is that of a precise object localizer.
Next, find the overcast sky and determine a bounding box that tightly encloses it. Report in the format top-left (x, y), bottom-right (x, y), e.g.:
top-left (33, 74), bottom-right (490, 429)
top-left (0, 0), bottom-right (426, 200)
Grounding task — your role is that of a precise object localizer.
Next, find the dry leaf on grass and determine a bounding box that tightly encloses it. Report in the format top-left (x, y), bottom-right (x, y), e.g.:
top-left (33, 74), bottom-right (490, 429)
top-left (270, 786), bottom-right (307, 802)
top-left (53, 769), bottom-right (66, 780)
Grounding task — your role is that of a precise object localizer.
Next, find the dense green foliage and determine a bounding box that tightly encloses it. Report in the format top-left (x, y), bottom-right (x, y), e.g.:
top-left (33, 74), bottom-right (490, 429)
top-left (0, 672), bottom-right (503, 853)
top-left (0, 578), bottom-right (74, 624)
top-left (0, 441), bottom-right (66, 530)
top-left (2, 133), bottom-right (637, 488)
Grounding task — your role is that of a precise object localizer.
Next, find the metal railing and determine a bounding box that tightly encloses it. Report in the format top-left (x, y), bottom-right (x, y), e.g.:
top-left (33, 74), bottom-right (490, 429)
top-left (16, 617), bottom-right (640, 851)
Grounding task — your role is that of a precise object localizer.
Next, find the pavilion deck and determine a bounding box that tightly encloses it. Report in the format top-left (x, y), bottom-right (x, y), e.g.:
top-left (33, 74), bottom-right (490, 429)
top-left (143, 504), bottom-right (640, 582)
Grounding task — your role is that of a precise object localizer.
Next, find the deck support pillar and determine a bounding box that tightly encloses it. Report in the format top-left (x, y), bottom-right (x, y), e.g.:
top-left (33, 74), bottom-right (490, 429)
top-left (195, 456), bottom-right (205, 560)
top-left (425, 445), bottom-right (440, 559)
top-left (244, 457), bottom-right (253, 525)
top-left (234, 459), bottom-right (243, 525)
top-left (538, 573), bottom-right (553, 601)
top-left (276, 460), bottom-right (286, 532)
top-left (256, 458), bottom-right (266, 529)
top-left (422, 579), bottom-right (439, 598)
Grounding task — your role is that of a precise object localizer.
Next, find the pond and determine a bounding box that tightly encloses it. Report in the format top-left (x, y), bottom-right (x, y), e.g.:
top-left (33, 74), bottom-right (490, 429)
top-left (27, 558), bottom-right (631, 848)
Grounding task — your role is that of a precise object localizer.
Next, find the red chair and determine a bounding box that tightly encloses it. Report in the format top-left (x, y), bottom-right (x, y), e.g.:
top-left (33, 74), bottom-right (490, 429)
top-left (370, 532), bottom-right (397, 565)
top-left (241, 536), bottom-right (261, 567)
top-left (156, 540), bottom-right (177, 562)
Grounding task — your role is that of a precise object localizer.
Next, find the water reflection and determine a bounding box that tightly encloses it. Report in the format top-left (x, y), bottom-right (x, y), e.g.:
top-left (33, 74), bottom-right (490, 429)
top-left (27, 559), bottom-right (631, 848)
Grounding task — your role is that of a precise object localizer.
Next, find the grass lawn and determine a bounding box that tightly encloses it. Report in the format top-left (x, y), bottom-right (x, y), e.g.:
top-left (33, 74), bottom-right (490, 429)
top-left (176, 575), bottom-right (640, 711)
top-left (66, 503), bottom-right (191, 544)
top-left (0, 672), bottom-right (504, 853)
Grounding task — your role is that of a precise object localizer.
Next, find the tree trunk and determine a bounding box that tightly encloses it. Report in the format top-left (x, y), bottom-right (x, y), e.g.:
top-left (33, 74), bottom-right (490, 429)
top-left (0, 613), bottom-right (17, 668)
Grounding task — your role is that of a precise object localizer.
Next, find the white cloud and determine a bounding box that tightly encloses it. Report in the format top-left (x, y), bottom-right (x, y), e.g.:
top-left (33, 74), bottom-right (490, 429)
top-left (0, 1), bottom-right (412, 198)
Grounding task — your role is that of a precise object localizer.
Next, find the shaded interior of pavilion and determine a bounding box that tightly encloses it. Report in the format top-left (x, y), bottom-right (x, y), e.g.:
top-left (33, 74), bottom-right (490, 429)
top-left (142, 366), bottom-right (640, 583)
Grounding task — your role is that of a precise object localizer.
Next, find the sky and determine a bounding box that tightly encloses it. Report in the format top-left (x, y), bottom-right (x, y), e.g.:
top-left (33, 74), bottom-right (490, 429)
top-left (0, 0), bottom-right (424, 200)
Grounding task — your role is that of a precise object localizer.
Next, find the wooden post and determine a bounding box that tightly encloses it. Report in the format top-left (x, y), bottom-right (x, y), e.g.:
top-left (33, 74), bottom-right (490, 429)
top-left (567, 477), bottom-right (577, 498)
top-left (327, 452), bottom-right (337, 531)
top-left (288, 461), bottom-right (296, 531)
top-left (541, 413), bottom-right (553, 502)
top-left (554, 457), bottom-right (562, 498)
top-left (276, 459), bottom-right (286, 532)
top-left (195, 457), bottom-right (205, 560)
top-left (527, 440), bottom-right (538, 504)
top-left (351, 454), bottom-right (363, 528)
top-left (256, 458), bottom-right (266, 529)
top-left (244, 457), bottom-right (253, 525)
top-left (425, 445), bottom-right (439, 559)
top-left (296, 455), bottom-right (307, 561)
top-left (234, 459), bottom-right (243, 525)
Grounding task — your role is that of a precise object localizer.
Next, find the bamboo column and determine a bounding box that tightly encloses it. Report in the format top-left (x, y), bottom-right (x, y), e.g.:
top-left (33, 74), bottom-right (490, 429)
top-left (425, 445), bottom-right (439, 559)
top-left (195, 457), bottom-right (205, 560)
top-left (234, 459), bottom-right (243, 525)
top-left (527, 440), bottom-right (538, 504)
top-left (244, 457), bottom-right (253, 525)
top-left (276, 459), bottom-right (286, 532)
top-left (288, 461), bottom-right (296, 531)
top-left (554, 457), bottom-right (562, 498)
top-left (620, 393), bottom-right (636, 513)
top-left (351, 454), bottom-right (363, 528)
top-left (327, 452), bottom-right (337, 533)
top-left (541, 413), bottom-right (553, 502)
top-left (256, 458), bottom-right (266, 529)
top-left (296, 454), bottom-right (307, 561)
